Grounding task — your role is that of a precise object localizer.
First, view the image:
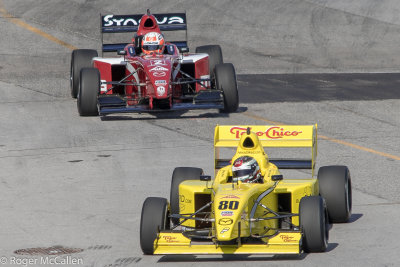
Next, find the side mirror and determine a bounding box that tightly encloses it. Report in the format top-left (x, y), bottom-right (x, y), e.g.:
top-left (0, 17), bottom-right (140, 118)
top-left (200, 175), bottom-right (211, 181)
top-left (117, 50), bottom-right (127, 56)
top-left (179, 47), bottom-right (189, 53)
top-left (271, 175), bottom-right (283, 181)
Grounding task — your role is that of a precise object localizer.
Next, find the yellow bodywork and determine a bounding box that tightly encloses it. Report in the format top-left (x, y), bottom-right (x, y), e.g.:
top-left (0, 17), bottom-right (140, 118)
top-left (154, 125), bottom-right (319, 255)
top-left (155, 232), bottom-right (301, 254)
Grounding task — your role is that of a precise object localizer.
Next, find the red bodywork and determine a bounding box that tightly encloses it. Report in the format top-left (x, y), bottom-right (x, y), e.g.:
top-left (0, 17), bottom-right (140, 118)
top-left (92, 14), bottom-right (210, 110)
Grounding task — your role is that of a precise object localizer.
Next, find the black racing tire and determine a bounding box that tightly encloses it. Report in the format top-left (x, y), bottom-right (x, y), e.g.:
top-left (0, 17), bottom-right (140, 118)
top-left (70, 49), bottom-right (98, 98)
top-left (195, 45), bottom-right (223, 80)
top-left (215, 63), bottom-right (239, 113)
top-left (77, 68), bottom-right (99, 116)
top-left (170, 167), bottom-right (203, 225)
top-left (318, 165), bottom-right (352, 223)
top-left (300, 196), bottom-right (329, 253)
top-left (140, 197), bottom-right (169, 255)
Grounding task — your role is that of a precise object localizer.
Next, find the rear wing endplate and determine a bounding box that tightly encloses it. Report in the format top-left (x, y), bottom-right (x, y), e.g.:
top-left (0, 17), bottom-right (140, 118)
top-left (214, 125), bottom-right (318, 176)
top-left (100, 12), bottom-right (188, 53)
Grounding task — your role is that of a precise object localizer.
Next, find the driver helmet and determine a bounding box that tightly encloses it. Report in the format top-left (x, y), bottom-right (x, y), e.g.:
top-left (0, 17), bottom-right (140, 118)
top-left (232, 156), bottom-right (261, 183)
top-left (141, 32), bottom-right (165, 55)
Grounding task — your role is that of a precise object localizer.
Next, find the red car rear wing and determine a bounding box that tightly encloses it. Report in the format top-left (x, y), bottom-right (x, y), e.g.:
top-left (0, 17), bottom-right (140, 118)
top-left (100, 12), bottom-right (188, 53)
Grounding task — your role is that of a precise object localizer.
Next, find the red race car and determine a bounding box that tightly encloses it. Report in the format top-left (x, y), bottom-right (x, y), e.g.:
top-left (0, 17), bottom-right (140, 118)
top-left (70, 10), bottom-right (239, 116)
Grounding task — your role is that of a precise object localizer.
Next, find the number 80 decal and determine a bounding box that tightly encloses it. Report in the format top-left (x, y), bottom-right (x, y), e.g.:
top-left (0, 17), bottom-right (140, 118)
top-left (218, 201), bottom-right (239, 210)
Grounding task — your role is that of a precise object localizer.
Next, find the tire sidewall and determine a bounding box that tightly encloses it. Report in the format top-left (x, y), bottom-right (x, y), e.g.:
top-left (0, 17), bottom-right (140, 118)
top-left (71, 49), bottom-right (98, 98)
top-left (318, 165), bottom-right (352, 223)
top-left (215, 63), bottom-right (239, 113)
top-left (140, 197), bottom-right (169, 255)
top-left (300, 196), bottom-right (329, 252)
top-left (78, 68), bottom-right (99, 116)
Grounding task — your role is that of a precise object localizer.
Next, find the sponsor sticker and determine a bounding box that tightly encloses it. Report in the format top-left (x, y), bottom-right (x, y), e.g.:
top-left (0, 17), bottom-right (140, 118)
top-left (218, 218), bottom-right (233, 225)
top-left (222, 195), bottom-right (240, 199)
top-left (230, 126), bottom-right (303, 139)
top-left (100, 80), bottom-right (107, 92)
top-left (102, 14), bottom-right (185, 27)
top-left (280, 234), bottom-right (297, 242)
top-left (221, 211), bottom-right (233, 217)
top-left (220, 227), bottom-right (230, 234)
top-left (150, 66), bottom-right (169, 72)
top-left (162, 236), bottom-right (179, 243)
top-left (153, 71), bottom-right (166, 77)
top-left (155, 80), bottom-right (167, 85)
top-left (179, 195), bottom-right (191, 203)
top-left (157, 86), bottom-right (166, 96)
top-left (237, 150), bottom-right (261, 154)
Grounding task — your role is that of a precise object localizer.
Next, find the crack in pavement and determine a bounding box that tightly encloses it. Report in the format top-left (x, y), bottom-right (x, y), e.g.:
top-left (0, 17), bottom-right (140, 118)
top-left (0, 78), bottom-right (59, 97)
top-left (0, 143), bottom-right (209, 159)
top-left (146, 120), bottom-right (213, 143)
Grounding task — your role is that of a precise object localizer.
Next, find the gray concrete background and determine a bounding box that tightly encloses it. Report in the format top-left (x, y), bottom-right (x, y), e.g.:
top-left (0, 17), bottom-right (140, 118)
top-left (0, 0), bottom-right (400, 266)
top-left (4, 0), bottom-right (400, 74)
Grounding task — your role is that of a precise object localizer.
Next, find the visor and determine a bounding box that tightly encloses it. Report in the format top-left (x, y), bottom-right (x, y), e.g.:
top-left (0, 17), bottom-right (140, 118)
top-left (232, 169), bottom-right (253, 178)
top-left (143, 44), bottom-right (163, 51)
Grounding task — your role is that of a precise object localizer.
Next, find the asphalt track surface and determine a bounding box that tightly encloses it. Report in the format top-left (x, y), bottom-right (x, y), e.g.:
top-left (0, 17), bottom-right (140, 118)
top-left (1, 1), bottom-right (400, 266)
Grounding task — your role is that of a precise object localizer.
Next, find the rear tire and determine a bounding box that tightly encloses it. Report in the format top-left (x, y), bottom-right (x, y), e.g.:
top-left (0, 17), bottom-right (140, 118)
top-left (195, 45), bottom-right (223, 80)
top-left (70, 49), bottom-right (98, 98)
top-left (300, 196), bottom-right (329, 253)
top-left (318, 165), bottom-right (352, 223)
top-left (215, 63), bottom-right (239, 113)
top-left (77, 68), bottom-right (99, 116)
top-left (140, 197), bottom-right (169, 255)
top-left (170, 167), bottom-right (203, 225)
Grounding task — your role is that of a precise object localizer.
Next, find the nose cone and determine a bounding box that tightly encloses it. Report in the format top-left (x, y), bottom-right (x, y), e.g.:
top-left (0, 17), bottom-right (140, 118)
top-left (214, 191), bottom-right (244, 241)
top-left (145, 60), bottom-right (171, 99)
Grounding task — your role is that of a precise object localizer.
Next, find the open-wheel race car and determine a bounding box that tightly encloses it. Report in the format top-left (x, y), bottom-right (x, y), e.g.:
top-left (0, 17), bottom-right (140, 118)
top-left (70, 10), bottom-right (238, 116)
top-left (140, 124), bottom-right (352, 255)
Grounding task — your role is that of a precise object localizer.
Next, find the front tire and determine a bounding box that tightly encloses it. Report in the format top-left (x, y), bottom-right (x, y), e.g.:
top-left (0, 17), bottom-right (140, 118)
top-left (215, 63), bottom-right (239, 113)
top-left (77, 68), bottom-right (99, 116)
top-left (318, 166), bottom-right (352, 223)
top-left (70, 49), bottom-right (98, 98)
top-left (140, 197), bottom-right (169, 255)
top-left (170, 167), bottom-right (203, 225)
top-left (300, 196), bottom-right (329, 253)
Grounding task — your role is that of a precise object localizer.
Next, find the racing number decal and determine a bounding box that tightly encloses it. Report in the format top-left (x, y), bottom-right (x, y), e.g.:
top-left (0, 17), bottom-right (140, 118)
top-left (218, 201), bottom-right (239, 210)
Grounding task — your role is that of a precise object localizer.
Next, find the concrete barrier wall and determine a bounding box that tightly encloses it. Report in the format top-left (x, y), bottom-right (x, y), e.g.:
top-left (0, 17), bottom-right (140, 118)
top-left (3, 0), bottom-right (400, 73)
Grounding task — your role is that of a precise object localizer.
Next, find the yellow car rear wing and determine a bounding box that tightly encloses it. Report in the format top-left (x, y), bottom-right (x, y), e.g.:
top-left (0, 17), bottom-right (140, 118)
top-left (214, 124), bottom-right (318, 176)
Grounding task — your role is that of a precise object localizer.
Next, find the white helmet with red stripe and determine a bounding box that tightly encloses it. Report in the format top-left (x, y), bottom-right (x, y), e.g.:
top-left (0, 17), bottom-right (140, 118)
top-left (141, 32), bottom-right (165, 55)
top-left (232, 156), bottom-right (261, 183)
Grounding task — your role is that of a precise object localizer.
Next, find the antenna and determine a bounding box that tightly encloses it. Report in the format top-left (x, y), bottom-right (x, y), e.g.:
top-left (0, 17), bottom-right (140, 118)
top-left (246, 127), bottom-right (251, 135)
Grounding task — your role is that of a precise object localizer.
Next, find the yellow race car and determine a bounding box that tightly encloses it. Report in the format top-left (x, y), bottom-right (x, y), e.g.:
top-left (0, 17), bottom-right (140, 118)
top-left (140, 124), bottom-right (352, 255)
